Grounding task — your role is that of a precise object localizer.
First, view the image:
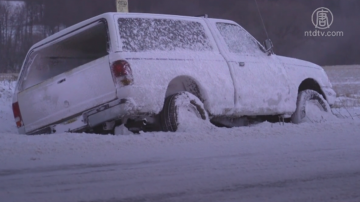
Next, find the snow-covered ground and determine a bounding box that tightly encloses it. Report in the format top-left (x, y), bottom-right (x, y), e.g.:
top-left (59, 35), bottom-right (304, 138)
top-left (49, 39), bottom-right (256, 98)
top-left (324, 65), bottom-right (360, 109)
top-left (1, 121), bottom-right (360, 202)
top-left (324, 65), bottom-right (360, 119)
top-left (0, 80), bottom-right (16, 134)
top-left (1, 66), bottom-right (360, 202)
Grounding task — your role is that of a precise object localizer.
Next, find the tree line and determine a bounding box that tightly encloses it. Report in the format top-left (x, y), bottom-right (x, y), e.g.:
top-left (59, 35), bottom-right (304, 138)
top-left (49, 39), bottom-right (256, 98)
top-left (1, 0), bottom-right (359, 73)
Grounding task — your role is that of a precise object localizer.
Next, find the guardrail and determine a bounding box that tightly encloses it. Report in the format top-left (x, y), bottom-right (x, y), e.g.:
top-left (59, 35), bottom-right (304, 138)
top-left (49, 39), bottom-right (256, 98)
top-left (332, 107), bottom-right (360, 120)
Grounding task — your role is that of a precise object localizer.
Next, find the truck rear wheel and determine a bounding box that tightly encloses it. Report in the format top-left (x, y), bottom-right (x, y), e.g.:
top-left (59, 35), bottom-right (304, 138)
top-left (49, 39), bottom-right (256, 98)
top-left (291, 89), bottom-right (331, 123)
top-left (160, 92), bottom-right (208, 132)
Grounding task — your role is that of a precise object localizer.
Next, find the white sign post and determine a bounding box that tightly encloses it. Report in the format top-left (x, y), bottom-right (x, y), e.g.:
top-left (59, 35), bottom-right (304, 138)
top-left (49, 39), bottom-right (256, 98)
top-left (116, 0), bottom-right (129, 13)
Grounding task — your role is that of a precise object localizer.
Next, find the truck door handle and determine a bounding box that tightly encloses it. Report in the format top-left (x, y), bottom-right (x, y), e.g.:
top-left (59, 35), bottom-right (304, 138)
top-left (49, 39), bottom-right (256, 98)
top-left (239, 62), bottom-right (245, 67)
top-left (58, 78), bottom-right (66, 84)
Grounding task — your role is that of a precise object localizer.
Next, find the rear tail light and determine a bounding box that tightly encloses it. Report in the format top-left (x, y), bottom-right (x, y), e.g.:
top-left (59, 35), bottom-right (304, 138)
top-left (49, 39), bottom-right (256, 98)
top-left (111, 60), bottom-right (134, 86)
top-left (12, 102), bottom-right (23, 128)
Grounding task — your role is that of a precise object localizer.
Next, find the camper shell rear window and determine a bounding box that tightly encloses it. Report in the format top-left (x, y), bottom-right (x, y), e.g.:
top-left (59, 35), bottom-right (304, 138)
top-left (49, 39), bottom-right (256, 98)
top-left (19, 20), bottom-right (109, 91)
top-left (118, 18), bottom-right (213, 52)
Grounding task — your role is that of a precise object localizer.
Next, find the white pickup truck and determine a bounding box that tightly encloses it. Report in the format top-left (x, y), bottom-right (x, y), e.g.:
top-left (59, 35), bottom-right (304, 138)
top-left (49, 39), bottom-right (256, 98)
top-left (12, 12), bottom-right (336, 134)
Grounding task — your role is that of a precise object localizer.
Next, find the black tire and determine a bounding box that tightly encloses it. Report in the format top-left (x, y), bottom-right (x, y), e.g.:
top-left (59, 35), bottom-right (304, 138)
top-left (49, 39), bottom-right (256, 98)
top-left (159, 92), bottom-right (208, 132)
top-left (291, 89), bottom-right (331, 123)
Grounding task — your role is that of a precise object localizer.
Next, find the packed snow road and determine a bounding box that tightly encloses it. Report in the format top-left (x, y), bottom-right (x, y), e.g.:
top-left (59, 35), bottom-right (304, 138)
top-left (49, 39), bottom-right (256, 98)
top-left (1, 121), bottom-right (360, 202)
top-left (1, 65), bottom-right (360, 202)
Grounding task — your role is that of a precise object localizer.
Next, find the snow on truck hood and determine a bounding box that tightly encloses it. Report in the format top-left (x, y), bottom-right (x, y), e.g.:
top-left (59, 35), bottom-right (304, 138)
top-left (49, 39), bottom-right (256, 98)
top-left (277, 55), bottom-right (323, 70)
top-left (277, 55), bottom-right (333, 91)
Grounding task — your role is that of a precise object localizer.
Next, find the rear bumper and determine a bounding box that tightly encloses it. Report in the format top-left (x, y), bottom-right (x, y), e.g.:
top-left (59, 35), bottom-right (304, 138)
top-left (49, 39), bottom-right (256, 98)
top-left (83, 98), bottom-right (136, 128)
top-left (27, 98), bottom-right (136, 134)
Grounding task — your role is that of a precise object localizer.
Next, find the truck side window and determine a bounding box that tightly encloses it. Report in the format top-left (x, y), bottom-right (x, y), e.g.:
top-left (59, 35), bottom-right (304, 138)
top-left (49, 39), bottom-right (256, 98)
top-left (20, 20), bottom-right (109, 91)
top-left (216, 22), bottom-right (262, 55)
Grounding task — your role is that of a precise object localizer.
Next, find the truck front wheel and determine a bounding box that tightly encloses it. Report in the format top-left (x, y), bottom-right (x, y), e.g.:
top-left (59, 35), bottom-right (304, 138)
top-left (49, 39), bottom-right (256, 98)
top-left (291, 89), bottom-right (331, 123)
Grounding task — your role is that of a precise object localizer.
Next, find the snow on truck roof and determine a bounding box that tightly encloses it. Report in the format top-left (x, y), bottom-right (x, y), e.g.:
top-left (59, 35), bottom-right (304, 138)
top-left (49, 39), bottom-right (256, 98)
top-left (29, 12), bottom-right (228, 50)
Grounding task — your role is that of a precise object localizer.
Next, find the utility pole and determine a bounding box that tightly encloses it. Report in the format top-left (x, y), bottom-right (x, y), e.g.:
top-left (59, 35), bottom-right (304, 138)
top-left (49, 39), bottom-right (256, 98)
top-left (116, 0), bottom-right (128, 13)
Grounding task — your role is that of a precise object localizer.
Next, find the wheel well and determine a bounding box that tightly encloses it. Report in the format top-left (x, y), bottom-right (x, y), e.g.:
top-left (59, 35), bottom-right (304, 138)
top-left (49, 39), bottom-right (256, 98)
top-left (165, 76), bottom-right (206, 102)
top-left (298, 78), bottom-right (327, 100)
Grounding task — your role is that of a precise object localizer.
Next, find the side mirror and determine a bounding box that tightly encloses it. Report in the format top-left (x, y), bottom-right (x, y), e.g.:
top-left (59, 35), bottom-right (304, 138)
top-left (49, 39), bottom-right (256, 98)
top-left (263, 39), bottom-right (274, 55)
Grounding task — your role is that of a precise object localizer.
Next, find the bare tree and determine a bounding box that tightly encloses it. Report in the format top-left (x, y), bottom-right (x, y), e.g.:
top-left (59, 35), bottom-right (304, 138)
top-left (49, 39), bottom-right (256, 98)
top-left (1, 0), bottom-right (360, 73)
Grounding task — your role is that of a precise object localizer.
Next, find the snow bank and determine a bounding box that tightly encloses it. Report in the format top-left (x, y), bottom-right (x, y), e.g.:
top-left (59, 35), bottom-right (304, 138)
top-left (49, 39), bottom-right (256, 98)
top-left (304, 100), bottom-right (338, 123)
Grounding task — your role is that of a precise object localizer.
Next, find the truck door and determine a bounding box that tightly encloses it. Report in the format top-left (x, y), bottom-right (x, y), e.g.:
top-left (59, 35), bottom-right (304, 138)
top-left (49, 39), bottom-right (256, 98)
top-left (208, 20), bottom-right (292, 115)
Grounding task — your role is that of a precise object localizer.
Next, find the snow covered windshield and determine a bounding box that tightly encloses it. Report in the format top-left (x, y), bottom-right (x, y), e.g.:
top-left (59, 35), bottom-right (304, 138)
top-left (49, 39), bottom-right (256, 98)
top-left (216, 22), bottom-right (262, 54)
top-left (118, 18), bottom-right (213, 52)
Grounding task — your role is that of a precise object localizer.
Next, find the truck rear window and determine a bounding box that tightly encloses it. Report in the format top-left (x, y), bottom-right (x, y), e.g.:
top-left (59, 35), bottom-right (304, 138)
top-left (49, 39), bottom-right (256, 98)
top-left (19, 21), bottom-right (109, 90)
top-left (118, 18), bottom-right (213, 52)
